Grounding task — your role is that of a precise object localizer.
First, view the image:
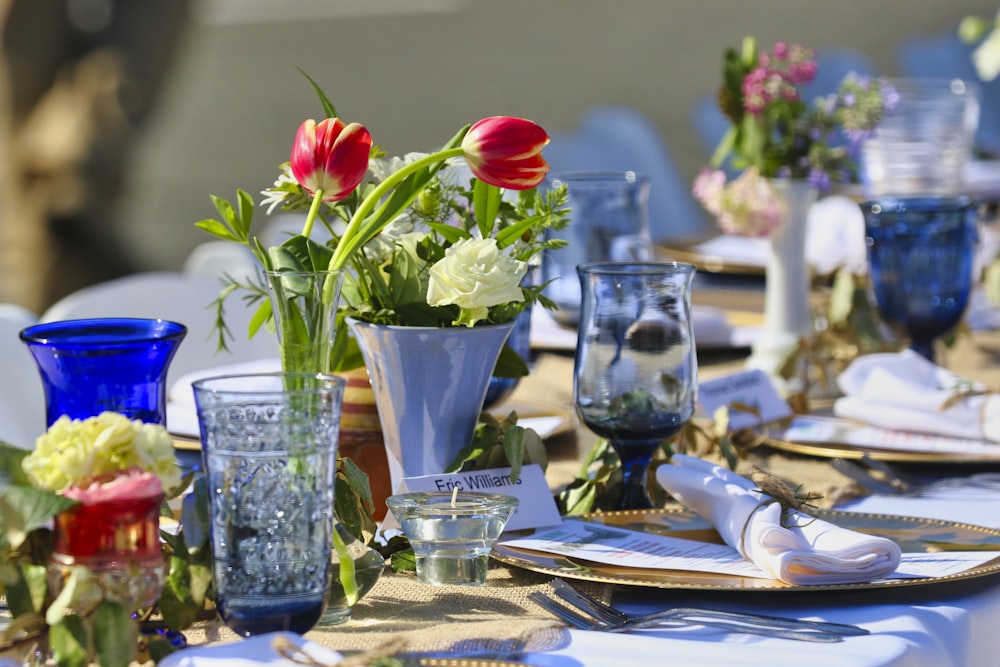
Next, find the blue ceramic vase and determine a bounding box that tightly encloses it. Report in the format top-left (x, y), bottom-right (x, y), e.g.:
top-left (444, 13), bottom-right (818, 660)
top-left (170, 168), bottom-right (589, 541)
top-left (347, 319), bottom-right (515, 493)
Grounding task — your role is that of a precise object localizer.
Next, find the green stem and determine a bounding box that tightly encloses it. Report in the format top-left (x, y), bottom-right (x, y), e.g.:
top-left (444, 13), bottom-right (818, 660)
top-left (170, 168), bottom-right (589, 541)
top-left (328, 147), bottom-right (465, 270)
top-left (301, 187), bottom-right (326, 239)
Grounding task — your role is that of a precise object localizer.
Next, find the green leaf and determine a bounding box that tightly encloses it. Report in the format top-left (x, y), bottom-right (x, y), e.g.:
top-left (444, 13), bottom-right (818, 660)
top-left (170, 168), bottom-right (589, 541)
top-left (93, 600), bottom-right (137, 667)
top-left (1, 486), bottom-right (76, 549)
top-left (50, 615), bottom-right (89, 667)
top-left (501, 425), bottom-right (525, 482)
top-left (425, 221), bottom-right (469, 244)
top-left (472, 179), bottom-right (502, 239)
top-left (247, 299), bottom-right (273, 339)
top-left (180, 478), bottom-right (209, 553)
top-left (389, 547), bottom-right (416, 573)
top-left (0, 441), bottom-right (31, 486)
top-left (492, 343), bottom-right (529, 379)
top-left (297, 67), bottom-right (338, 119)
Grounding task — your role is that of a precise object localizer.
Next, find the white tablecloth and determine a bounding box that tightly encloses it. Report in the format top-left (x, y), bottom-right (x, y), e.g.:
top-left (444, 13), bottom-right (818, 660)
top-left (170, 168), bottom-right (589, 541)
top-left (525, 489), bottom-right (1000, 667)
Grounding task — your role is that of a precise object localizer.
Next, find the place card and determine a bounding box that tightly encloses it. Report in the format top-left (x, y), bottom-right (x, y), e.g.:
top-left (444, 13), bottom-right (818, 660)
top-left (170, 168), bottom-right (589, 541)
top-left (501, 519), bottom-right (1000, 580)
top-left (697, 369), bottom-right (792, 430)
top-left (383, 463), bottom-right (561, 532)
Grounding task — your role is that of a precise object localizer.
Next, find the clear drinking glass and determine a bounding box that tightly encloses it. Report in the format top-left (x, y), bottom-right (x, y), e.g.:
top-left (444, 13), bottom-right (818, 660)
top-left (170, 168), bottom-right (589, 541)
top-left (542, 171), bottom-right (653, 326)
top-left (860, 196), bottom-right (979, 362)
top-left (192, 372), bottom-right (344, 636)
top-left (861, 78), bottom-right (980, 196)
top-left (575, 261), bottom-right (698, 510)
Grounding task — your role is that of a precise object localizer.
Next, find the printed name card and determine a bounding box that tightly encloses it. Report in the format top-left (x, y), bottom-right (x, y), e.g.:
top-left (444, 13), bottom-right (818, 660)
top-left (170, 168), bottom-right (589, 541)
top-left (697, 369), bottom-right (792, 430)
top-left (383, 463), bottom-right (561, 532)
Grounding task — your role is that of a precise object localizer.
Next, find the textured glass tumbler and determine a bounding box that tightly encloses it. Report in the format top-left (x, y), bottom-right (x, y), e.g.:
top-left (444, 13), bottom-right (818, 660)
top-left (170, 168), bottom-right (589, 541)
top-left (19, 317), bottom-right (186, 426)
top-left (192, 372), bottom-right (344, 636)
top-left (861, 78), bottom-right (980, 196)
top-left (542, 171), bottom-right (654, 325)
top-left (386, 491), bottom-right (518, 586)
top-left (860, 196), bottom-right (979, 362)
top-left (575, 261), bottom-right (698, 510)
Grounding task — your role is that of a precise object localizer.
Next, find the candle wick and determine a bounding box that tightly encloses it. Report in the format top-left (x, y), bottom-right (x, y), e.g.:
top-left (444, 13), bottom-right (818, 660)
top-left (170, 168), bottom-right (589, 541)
top-left (451, 486), bottom-right (459, 507)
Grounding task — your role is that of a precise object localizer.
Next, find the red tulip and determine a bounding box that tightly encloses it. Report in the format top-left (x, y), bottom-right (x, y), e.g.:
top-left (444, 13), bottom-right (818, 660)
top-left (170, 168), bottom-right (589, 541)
top-left (290, 118), bottom-right (372, 202)
top-left (461, 116), bottom-right (550, 190)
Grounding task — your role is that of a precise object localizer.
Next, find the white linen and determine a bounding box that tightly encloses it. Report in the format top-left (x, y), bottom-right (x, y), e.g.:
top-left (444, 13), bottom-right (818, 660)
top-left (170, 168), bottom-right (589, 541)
top-left (158, 632), bottom-right (341, 667)
top-left (165, 358), bottom-right (282, 437)
top-left (655, 454), bottom-right (901, 585)
top-left (529, 302), bottom-right (761, 350)
top-left (833, 350), bottom-right (1000, 442)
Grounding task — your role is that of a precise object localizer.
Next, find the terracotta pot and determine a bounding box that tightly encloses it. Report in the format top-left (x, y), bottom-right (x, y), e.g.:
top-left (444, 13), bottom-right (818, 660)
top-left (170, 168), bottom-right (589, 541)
top-left (336, 366), bottom-right (391, 520)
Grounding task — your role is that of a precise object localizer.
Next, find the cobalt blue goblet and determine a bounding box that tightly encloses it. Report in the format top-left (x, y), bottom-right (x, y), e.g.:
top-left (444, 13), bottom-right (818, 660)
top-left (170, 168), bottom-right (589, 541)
top-left (860, 196), bottom-right (979, 363)
top-left (20, 317), bottom-right (187, 426)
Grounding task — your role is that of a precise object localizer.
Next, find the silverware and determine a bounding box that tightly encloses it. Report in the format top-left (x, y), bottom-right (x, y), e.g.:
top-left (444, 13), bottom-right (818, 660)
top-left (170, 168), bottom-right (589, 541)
top-left (549, 578), bottom-right (868, 638)
top-left (834, 455), bottom-right (1000, 497)
top-left (529, 591), bottom-right (846, 643)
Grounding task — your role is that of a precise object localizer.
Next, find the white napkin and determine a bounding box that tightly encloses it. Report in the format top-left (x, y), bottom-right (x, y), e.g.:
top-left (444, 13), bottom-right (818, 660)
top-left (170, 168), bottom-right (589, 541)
top-left (656, 454), bottom-right (901, 585)
top-left (833, 350), bottom-right (1000, 442)
top-left (157, 632), bottom-right (341, 667)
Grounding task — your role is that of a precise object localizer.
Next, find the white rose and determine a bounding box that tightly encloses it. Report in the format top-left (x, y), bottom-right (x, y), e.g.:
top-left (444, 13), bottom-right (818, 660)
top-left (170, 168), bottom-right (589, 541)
top-left (427, 238), bottom-right (527, 326)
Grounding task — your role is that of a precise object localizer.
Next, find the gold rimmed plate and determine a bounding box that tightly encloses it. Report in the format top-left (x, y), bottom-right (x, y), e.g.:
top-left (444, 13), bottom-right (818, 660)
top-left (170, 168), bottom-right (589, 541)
top-left (491, 507), bottom-right (1000, 592)
top-left (765, 415), bottom-right (1000, 464)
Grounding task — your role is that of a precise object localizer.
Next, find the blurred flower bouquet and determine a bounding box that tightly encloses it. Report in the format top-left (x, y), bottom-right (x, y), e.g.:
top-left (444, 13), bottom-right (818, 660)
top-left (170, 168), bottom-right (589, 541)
top-left (693, 36), bottom-right (893, 237)
top-left (960, 10), bottom-right (1000, 82)
top-left (0, 414), bottom-right (203, 666)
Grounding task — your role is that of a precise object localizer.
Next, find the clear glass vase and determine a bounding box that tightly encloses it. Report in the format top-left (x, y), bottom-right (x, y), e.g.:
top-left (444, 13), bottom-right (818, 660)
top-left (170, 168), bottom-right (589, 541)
top-left (48, 494), bottom-right (166, 613)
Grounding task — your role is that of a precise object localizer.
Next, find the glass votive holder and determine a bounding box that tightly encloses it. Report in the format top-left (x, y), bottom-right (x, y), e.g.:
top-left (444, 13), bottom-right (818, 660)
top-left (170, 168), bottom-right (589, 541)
top-left (386, 491), bottom-right (519, 586)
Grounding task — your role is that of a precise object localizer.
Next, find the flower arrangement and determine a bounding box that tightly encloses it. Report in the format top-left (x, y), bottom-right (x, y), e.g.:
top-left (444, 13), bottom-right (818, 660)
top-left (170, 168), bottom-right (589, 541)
top-left (692, 36), bottom-right (893, 237)
top-left (198, 78), bottom-right (564, 369)
top-left (0, 414), bottom-right (198, 666)
top-left (960, 10), bottom-right (1000, 82)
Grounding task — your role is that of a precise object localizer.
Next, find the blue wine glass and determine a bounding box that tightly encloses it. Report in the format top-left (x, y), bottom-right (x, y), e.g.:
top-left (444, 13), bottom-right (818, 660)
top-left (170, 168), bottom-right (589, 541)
top-left (20, 317), bottom-right (187, 426)
top-left (860, 196), bottom-right (979, 362)
top-left (575, 261), bottom-right (698, 510)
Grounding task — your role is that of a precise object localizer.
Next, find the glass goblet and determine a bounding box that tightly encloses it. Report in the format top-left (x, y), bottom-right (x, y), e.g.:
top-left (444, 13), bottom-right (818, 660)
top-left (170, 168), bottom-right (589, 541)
top-left (860, 196), bottom-right (979, 362)
top-left (575, 261), bottom-right (698, 510)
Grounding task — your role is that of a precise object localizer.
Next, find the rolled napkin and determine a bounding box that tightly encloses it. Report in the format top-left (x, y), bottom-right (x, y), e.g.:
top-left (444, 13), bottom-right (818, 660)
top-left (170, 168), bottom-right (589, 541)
top-left (833, 349), bottom-right (1000, 442)
top-left (656, 454), bottom-right (901, 585)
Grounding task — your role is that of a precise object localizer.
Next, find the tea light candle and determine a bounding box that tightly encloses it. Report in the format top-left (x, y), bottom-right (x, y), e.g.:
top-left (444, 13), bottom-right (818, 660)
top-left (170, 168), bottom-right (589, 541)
top-left (386, 491), bottom-right (519, 586)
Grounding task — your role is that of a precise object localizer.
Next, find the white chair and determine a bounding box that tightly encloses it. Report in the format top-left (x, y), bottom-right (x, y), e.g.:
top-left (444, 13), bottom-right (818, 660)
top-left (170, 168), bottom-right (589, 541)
top-left (182, 240), bottom-right (259, 284)
top-left (0, 304), bottom-right (47, 448)
top-left (40, 271), bottom-right (279, 388)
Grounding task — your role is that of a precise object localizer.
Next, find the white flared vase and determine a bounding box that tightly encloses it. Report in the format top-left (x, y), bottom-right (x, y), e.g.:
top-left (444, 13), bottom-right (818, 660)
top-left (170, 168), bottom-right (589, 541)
top-left (346, 320), bottom-right (515, 495)
top-left (747, 179), bottom-right (818, 378)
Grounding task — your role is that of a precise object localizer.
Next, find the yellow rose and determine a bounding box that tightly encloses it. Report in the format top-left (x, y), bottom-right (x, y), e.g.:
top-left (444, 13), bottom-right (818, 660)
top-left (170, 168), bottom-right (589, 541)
top-left (22, 412), bottom-right (180, 494)
top-left (426, 237), bottom-right (526, 326)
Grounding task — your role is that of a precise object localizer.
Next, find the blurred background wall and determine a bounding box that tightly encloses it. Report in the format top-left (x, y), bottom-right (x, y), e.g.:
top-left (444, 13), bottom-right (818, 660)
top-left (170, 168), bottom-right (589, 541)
top-left (7, 0), bottom-right (999, 309)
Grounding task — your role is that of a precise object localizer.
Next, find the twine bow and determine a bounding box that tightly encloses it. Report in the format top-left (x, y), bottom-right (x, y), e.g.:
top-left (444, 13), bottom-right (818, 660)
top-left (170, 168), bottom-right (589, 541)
top-left (737, 467), bottom-right (821, 560)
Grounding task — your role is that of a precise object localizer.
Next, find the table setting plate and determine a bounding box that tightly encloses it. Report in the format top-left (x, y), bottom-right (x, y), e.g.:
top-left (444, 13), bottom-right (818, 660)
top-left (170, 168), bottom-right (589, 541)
top-left (491, 507), bottom-right (1000, 592)
top-left (765, 415), bottom-right (1000, 464)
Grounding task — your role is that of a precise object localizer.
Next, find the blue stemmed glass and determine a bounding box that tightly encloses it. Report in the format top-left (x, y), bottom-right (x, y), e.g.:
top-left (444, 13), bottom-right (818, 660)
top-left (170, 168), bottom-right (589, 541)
top-left (860, 197), bottom-right (979, 362)
top-left (575, 261), bottom-right (698, 510)
top-left (20, 317), bottom-right (187, 426)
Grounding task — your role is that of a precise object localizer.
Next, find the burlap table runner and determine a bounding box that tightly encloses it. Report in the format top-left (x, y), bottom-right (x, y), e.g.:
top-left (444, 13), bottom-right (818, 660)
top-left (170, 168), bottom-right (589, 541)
top-left (181, 563), bottom-right (611, 655)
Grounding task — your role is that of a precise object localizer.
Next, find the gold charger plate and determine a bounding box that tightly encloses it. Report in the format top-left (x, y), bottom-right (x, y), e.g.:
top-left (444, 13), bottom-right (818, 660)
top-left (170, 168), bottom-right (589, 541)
top-left (763, 436), bottom-right (1000, 464)
top-left (765, 415), bottom-right (1000, 464)
top-left (658, 241), bottom-right (765, 276)
top-left (492, 507), bottom-right (1000, 592)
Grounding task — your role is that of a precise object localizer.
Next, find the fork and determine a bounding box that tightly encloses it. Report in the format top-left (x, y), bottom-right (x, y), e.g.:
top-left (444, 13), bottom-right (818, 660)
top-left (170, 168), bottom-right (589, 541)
top-left (529, 592), bottom-right (844, 643)
top-left (549, 579), bottom-right (869, 638)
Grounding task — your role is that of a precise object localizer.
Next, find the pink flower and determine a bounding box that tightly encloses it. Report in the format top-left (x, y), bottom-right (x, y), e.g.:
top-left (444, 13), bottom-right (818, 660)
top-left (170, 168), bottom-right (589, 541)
top-left (290, 118), bottom-right (373, 202)
top-left (62, 468), bottom-right (163, 505)
top-left (460, 116), bottom-right (550, 190)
